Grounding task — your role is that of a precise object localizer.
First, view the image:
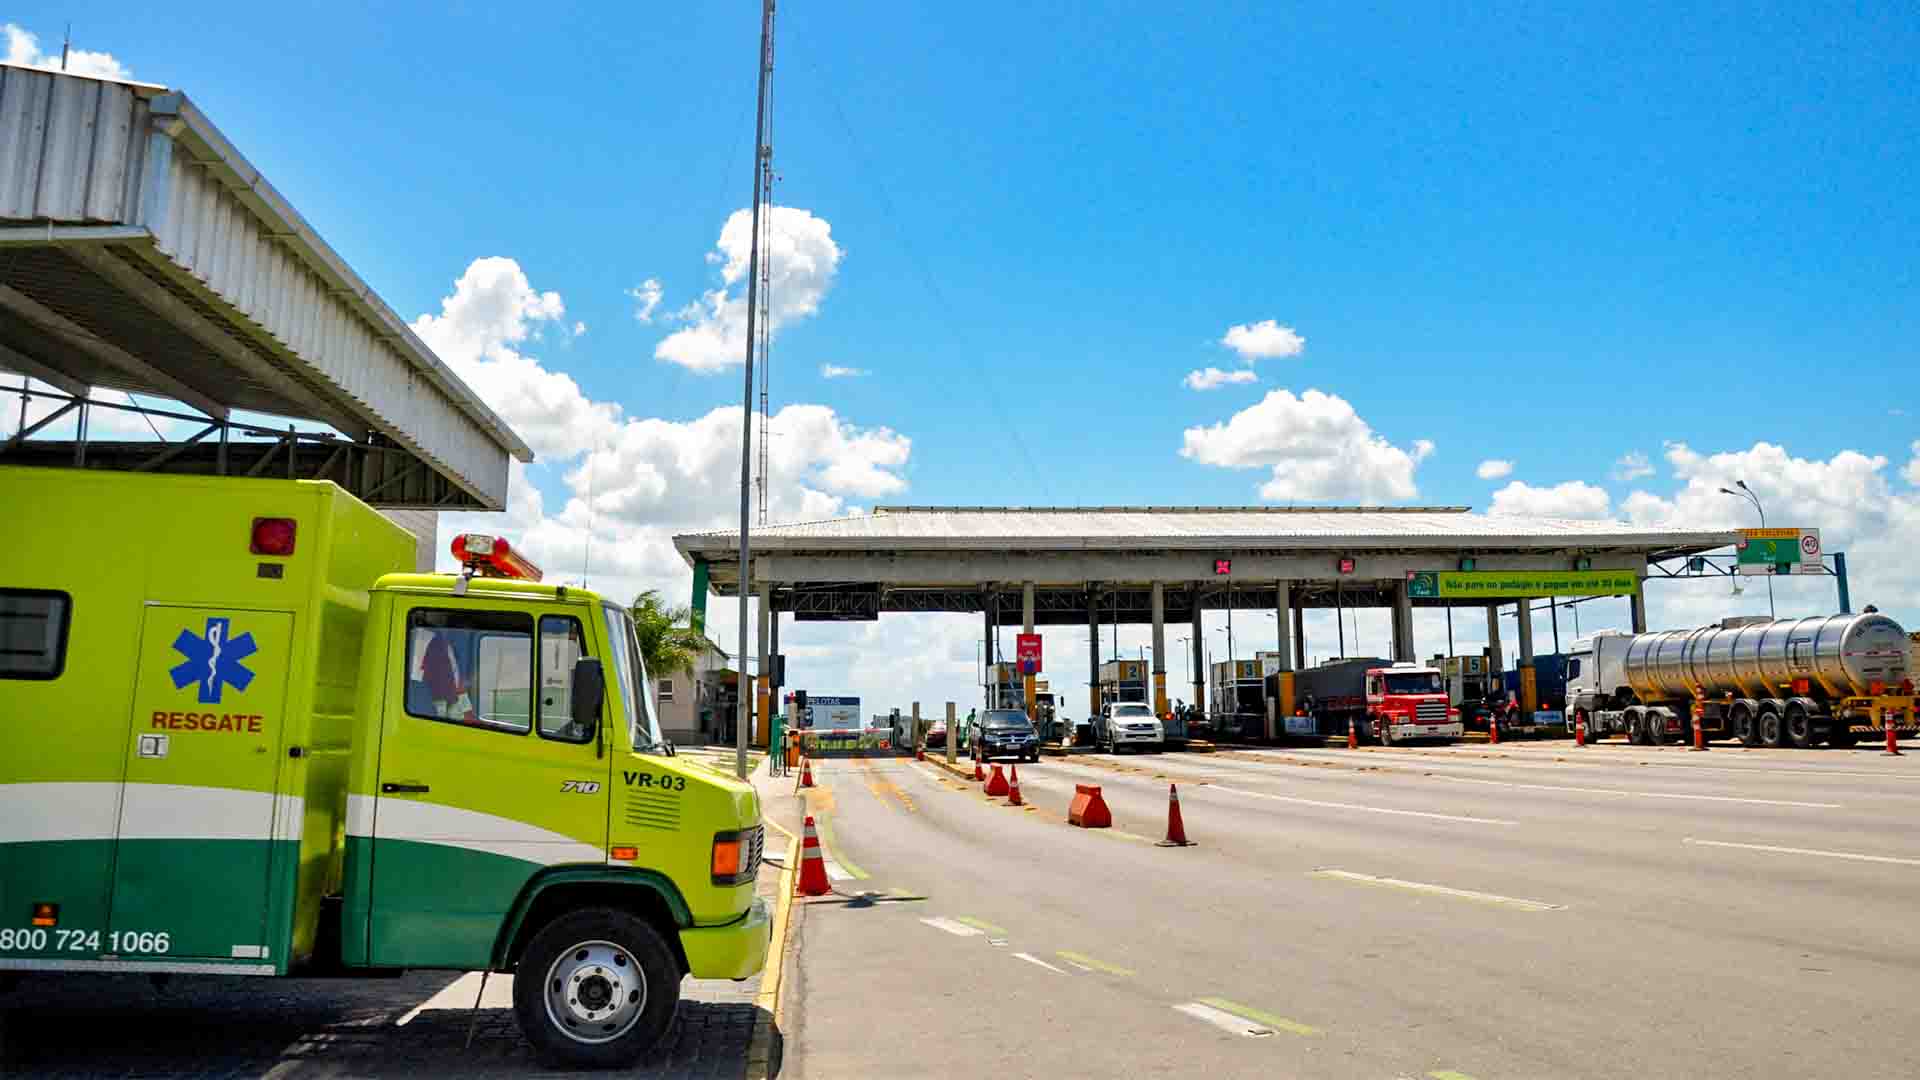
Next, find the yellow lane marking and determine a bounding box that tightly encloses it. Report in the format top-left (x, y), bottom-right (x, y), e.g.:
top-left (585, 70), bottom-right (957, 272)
top-left (1310, 869), bottom-right (1565, 911)
top-left (956, 916), bottom-right (1008, 936)
top-left (812, 814), bottom-right (869, 880)
top-left (746, 829), bottom-right (801, 1080)
top-left (1196, 997), bottom-right (1319, 1037)
top-left (1430, 1071), bottom-right (1480, 1080)
top-left (1056, 950), bottom-right (1134, 977)
top-left (762, 817), bottom-right (796, 841)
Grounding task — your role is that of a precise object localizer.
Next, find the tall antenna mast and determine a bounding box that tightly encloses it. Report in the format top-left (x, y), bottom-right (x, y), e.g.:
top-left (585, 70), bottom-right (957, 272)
top-left (734, 0), bottom-right (777, 781)
top-left (754, 39), bottom-right (777, 526)
top-left (61, 24), bottom-right (72, 71)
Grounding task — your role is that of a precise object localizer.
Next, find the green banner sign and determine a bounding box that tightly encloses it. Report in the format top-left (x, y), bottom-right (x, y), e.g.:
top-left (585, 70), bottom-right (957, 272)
top-left (1406, 569), bottom-right (1639, 599)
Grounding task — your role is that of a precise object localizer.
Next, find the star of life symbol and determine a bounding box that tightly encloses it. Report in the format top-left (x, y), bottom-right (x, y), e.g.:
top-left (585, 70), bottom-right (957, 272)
top-left (169, 616), bottom-right (259, 704)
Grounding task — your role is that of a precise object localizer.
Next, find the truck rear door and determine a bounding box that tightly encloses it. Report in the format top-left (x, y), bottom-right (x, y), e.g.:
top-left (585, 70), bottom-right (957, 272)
top-left (111, 605), bottom-right (293, 963)
top-left (367, 602), bottom-right (611, 968)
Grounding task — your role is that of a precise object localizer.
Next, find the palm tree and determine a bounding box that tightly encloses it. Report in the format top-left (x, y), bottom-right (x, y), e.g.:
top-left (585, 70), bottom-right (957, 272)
top-left (630, 589), bottom-right (711, 680)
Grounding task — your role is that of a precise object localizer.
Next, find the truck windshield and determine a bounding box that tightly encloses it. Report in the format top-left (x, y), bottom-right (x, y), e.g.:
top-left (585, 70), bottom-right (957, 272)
top-left (1384, 672), bottom-right (1443, 694)
top-left (604, 604), bottom-right (666, 753)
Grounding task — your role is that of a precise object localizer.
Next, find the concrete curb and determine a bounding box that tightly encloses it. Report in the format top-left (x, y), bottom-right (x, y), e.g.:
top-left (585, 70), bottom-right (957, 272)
top-left (745, 828), bottom-right (801, 1080)
top-left (928, 756), bottom-right (977, 782)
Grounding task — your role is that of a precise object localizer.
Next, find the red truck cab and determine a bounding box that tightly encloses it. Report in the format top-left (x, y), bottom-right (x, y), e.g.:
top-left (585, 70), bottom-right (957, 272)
top-left (1364, 663), bottom-right (1461, 744)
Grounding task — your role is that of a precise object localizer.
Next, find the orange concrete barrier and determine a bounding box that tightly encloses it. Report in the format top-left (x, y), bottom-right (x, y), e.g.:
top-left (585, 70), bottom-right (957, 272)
top-left (985, 764), bottom-right (1010, 797)
top-left (1068, 784), bottom-right (1112, 829)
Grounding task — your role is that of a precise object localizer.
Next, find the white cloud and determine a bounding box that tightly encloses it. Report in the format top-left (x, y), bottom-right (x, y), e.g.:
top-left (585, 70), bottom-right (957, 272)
top-left (820, 364), bottom-right (868, 379)
top-left (1488, 479), bottom-right (1612, 519)
top-left (4, 23), bottom-right (131, 80)
top-left (1613, 451), bottom-right (1654, 482)
top-left (1183, 367), bottom-right (1258, 391)
top-left (410, 254), bottom-right (910, 623)
top-left (410, 257), bottom-right (617, 461)
top-left (1903, 441), bottom-right (1920, 488)
top-left (1618, 441), bottom-right (1920, 629)
top-left (654, 207), bottom-right (841, 372)
top-left (1476, 459), bottom-right (1513, 480)
top-left (627, 279), bottom-right (663, 323)
top-left (572, 321), bottom-right (588, 337)
top-left (1220, 320), bottom-right (1305, 362)
top-left (1179, 388), bottom-right (1432, 502)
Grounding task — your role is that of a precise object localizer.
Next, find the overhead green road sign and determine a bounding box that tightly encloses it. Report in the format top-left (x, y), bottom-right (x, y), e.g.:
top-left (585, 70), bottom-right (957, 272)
top-left (1406, 569), bottom-right (1640, 599)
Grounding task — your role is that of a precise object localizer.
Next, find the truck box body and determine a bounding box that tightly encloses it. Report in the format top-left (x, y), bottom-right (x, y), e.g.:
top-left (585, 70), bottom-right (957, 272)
top-left (1, 468), bottom-right (413, 973)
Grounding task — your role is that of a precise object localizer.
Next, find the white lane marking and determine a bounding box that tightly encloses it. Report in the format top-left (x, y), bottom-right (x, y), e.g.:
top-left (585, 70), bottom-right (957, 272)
top-left (1209, 784), bottom-right (1518, 826)
top-left (1684, 838), bottom-right (1920, 867)
top-left (1311, 869), bottom-right (1566, 911)
top-left (1435, 774), bottom-right (1840, 809)
top-left (1012, 951), bottom-right (1067, 974)
top-left (1252, 746), bottom-right (1920, 783)
top-left (1173, 1001), bottom-right (1275, 1038)
top-left (919, 916), bottom-right (985, 937)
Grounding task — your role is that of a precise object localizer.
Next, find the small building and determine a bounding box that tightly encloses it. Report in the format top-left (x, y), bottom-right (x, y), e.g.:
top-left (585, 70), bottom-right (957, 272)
top-left (653, 636), bottom-right (731, 746)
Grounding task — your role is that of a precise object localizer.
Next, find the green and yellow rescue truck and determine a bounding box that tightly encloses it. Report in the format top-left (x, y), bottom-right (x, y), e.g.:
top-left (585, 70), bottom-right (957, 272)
top-left (0, 467), bottom-right (768, 1066)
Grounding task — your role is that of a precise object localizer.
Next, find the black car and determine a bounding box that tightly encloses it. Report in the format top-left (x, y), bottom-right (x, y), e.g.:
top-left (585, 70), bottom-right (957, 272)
top-left (972, 708), bottom-right (1040, 762)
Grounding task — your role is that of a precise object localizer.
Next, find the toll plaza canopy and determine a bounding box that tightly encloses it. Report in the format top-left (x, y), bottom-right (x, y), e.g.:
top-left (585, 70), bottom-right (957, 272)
top-left (676, 505), bottom-right (1738, 725)
top-left (0, 63), bottom-right (531, 509)
top-left (675, 504), bottom-right (1737, 624)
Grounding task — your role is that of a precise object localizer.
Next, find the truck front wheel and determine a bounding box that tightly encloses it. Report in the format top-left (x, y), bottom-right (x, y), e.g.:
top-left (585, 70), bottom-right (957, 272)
top-left (514, 906), bottom-right (680, 1068)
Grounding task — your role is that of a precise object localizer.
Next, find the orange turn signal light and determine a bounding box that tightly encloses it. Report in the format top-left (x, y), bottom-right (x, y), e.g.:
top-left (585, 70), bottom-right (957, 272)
top-left (609, 846), bottom-right (638, 862)
top-left (711, 838), bottom-right (743, 879)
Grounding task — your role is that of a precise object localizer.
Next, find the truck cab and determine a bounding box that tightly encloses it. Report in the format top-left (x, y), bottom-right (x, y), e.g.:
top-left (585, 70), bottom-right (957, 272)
top-left (1364, 662), bottom-right (1461, 744)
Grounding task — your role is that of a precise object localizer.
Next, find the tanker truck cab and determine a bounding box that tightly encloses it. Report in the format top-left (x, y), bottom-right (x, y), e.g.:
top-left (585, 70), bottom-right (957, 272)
top-left (1365, 662), bottom-right (1461, 744)
top-left (0, 464), bottom-right (767, 1071)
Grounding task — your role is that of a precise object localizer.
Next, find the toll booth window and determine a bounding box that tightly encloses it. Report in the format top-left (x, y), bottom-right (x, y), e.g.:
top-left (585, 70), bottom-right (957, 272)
top-left (537, 615), bottom-right (594, 744)
top-left (405, 609), bottom-right (533, 734)
top-left (0, 589), bottom-right (71, 680)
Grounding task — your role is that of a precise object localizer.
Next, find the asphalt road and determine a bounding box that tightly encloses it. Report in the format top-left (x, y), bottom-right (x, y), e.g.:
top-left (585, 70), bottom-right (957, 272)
top-left (781, 740), bottom-right (1920, 1079)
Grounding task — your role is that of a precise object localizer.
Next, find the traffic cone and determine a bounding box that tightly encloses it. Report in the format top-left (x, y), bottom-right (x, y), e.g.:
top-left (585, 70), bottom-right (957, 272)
top-left (1347, 717), bottom-right (1357, 750)
top-left (1157, 783), bottom-right (1193, 847)
top-left (1007, 765), bottom-right (1024, 806)
top-left (1489, 710), bottom-right (1500, 744)
top-left (797, 816), bottom-right (830, 897)
top-left (973, 755), bottom-right (986, 781)
top-left (985, 764), bottom-right (1010, 797)
top-left (1887, 719), bottom-right (1903, 757)
top-left (800, 756), bottom-right (814, 788)
top-left (1575, 714), bottom-right (1586, 747)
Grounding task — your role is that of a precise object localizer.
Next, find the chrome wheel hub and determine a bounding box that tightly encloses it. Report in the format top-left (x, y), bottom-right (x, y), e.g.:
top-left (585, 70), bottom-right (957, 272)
top-left (543, 938), bottom-right (646, 1044)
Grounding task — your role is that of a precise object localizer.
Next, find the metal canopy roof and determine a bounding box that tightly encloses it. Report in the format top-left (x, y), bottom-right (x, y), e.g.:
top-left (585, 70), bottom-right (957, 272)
top-left (674, 505), bottom-right (1738, 621)
top-left (0, 64), bottom-right (531, 509)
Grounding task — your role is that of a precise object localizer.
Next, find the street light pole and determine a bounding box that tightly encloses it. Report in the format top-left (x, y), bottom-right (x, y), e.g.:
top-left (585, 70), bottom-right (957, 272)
top-left (1720, 480), bottom-right (1776, 619)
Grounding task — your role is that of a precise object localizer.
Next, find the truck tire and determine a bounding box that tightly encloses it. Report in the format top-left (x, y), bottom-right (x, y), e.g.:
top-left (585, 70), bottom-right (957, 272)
top-left (1624, 708), bottom-right (1646, 746)
top-left (1758, 709), bottom-right (1785, 749)
top-left (1732, 707), bottom-right (1759, 748)
top-left (514, 906), bottom-right (680, 1068)
top-left (1785, 704), bottom-right (1815, 749)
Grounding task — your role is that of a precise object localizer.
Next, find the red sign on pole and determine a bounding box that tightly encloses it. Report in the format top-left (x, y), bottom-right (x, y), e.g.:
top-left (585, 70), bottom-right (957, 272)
top-left (1016, 633), bottom-right (1043, 675)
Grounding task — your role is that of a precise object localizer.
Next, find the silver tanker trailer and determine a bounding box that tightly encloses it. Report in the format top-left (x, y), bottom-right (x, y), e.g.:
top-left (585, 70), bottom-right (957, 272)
top-left (1565, 613), bottom-right (1916, 748)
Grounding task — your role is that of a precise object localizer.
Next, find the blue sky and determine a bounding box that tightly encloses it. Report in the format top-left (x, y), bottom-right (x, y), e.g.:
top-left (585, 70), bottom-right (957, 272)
top-left (6, 4), bottom-right (1918, 714)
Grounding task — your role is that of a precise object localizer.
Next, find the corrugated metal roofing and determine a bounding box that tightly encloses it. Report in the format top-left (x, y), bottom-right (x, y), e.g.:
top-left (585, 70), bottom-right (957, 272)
top-left (0, 63), bottom-right (529, 509)
top-left (676, 505), bottom-right (1736, 554)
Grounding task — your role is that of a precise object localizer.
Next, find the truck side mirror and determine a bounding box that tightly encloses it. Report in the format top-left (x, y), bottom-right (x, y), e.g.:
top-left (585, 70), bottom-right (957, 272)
top-left (571, 658), bottom-right (606, 727)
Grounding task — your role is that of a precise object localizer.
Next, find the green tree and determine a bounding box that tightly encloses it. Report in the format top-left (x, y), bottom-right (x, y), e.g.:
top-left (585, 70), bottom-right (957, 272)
top-left (630, 589), bottom-right (711, 679)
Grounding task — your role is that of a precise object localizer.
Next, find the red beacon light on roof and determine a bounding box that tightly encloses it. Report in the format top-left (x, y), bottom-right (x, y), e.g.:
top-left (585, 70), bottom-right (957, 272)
top-left (451, 534), bottom-right (543, 581)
